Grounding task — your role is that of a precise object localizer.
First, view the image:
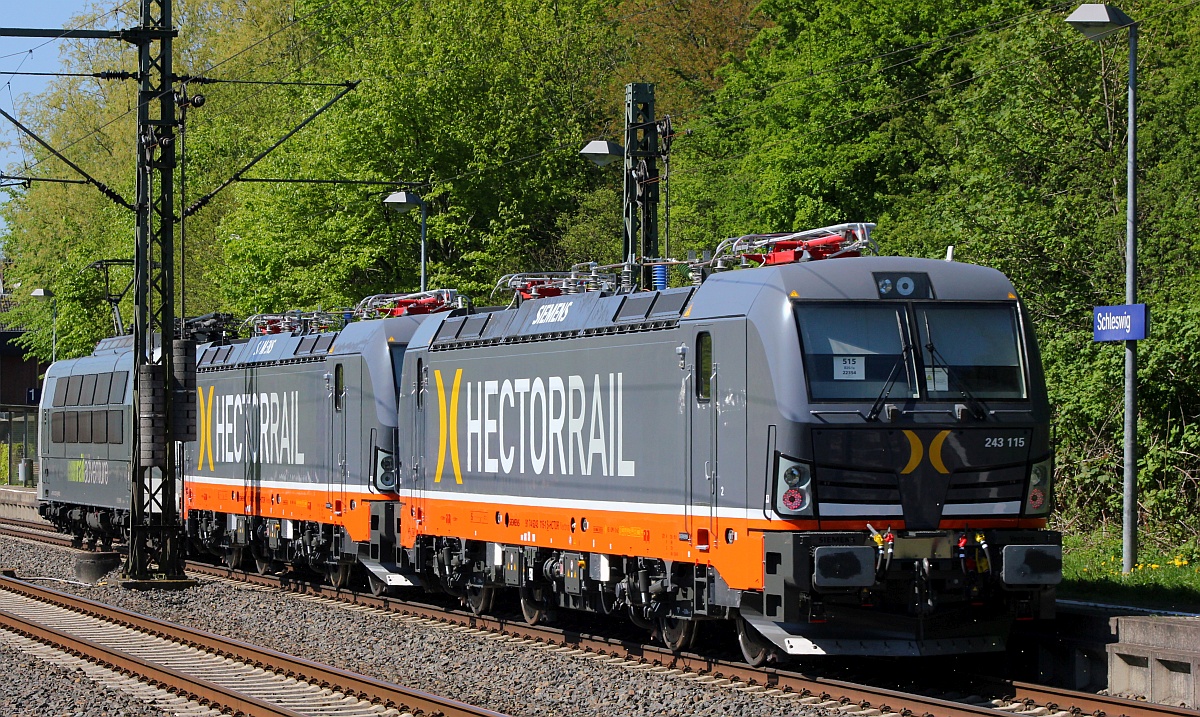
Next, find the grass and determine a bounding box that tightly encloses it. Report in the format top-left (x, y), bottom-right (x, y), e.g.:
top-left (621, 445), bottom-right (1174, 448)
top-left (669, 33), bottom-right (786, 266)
top-left (1058, 528), bottom-right (1200, 612)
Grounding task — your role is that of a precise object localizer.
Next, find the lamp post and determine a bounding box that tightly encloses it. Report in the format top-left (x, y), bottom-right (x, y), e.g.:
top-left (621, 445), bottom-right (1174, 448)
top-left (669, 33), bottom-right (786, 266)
top-left (580, 139), bottom-right (625, 167)
top-left (384, 190), bottom-right (428, 292)
top-left (1066, 3), bottom-right (1138, 574)
top-left (30, 288), bottom-right (56, 363)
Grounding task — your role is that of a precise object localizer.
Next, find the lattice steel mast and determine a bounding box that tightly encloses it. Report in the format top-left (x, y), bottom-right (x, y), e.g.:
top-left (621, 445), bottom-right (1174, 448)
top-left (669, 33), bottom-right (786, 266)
top-left (0, 1), bottom-right (190, 585)
top-left (124, 0), bottom-right (194, 585)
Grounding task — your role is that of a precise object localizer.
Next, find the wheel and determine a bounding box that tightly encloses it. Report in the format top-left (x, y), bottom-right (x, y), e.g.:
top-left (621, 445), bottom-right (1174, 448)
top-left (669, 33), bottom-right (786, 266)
top-left (253, 555), bottom-right (274, 575)
top-left (658, 615), bottom-right (697, 652)
top-left (465, 585), bottom-right (495, 615)
top-left (325, 562), bottom-right (352, 589)
top-left (368, 572), bottom-right (392, 597)
top-left (736, 614), bottom-right (778, 667)
top-left (223, 546), bottom-right (244, 569)
top-left (628, 605), bottom-right (655, 631)
top-left (519, 585), bottom-right (549, 625)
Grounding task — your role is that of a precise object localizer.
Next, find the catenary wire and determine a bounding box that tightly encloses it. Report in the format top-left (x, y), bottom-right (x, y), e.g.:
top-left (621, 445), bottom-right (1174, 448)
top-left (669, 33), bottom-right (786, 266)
top-left (1, 1), bottom-right (138, 170)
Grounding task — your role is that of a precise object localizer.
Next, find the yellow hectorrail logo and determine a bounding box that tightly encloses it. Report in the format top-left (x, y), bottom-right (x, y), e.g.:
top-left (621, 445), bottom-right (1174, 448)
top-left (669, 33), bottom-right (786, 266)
top-left (197, 385), bottom-right (215, 471)
top-left (900, 430), bottom-right (952, 475)
top-left (434, 368), bottom-right (463, 484)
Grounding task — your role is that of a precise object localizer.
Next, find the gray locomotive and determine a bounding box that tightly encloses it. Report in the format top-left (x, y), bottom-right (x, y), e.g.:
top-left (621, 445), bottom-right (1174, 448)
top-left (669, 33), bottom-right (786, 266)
top-left (38, 223), bottom-right (1061, 663)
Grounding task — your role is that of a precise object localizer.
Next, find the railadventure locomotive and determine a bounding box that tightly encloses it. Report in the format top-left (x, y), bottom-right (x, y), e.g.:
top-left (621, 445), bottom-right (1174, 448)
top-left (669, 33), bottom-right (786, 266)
top-left (37, 223), bottom-right (1061, 663)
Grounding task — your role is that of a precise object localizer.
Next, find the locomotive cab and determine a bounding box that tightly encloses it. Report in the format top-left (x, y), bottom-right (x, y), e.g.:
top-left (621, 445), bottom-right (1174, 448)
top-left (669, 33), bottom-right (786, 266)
top-left (722, 254), bottom-right (1061, 658)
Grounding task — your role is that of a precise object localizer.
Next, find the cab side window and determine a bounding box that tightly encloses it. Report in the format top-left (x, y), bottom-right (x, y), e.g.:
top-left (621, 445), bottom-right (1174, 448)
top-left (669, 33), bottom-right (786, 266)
top-left (696, 333), bottom-right (713, 401)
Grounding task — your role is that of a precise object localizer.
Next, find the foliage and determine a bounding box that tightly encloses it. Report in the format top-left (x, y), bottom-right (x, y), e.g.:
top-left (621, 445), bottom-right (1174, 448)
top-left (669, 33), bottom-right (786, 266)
top-left (2, 0), bottom-right (327, 353)
top-left (669, 0), bottom-right (1200, 543)
top-left (1060, 529), bottom-right (1200, 611)
top-left (2, 0), bottom-right (1198, 548)
top-left (207, 0), bottom-right (626, 312)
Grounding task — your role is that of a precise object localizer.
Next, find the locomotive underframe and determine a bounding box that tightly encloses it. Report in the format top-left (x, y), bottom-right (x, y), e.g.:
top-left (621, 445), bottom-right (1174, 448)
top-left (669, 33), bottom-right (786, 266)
top-left (38, 501), bottom-right (126, 551)
top-left (186, 510), bottom-right (357, 579)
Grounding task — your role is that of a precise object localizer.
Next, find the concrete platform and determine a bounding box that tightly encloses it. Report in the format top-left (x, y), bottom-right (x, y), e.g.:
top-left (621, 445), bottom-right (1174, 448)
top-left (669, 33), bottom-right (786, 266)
top-left (1109, 615), bottom-right (1200, 707)
top-left (0, 484), bottom-right (42, 522)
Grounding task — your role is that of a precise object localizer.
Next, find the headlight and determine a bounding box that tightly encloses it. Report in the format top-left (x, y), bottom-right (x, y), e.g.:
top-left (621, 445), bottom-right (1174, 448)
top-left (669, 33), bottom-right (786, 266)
top-left (373, 447), bottom-right (399, 492)
top-left (776, 456), bottom-right (814, 517)
top-left (1024, 456), bottom-right (1053, 516)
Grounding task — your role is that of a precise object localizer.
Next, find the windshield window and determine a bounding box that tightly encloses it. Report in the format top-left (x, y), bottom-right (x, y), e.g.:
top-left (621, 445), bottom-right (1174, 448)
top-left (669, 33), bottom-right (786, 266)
top-left (916, 305), bottom-right (1026, 400)
top-left (795, 305), bottom-right (916, 400)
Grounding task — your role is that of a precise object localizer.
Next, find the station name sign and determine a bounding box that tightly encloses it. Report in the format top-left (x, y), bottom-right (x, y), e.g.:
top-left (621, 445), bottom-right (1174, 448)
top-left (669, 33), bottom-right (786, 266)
top-left (1093, 304), bottom-right (1148, 342)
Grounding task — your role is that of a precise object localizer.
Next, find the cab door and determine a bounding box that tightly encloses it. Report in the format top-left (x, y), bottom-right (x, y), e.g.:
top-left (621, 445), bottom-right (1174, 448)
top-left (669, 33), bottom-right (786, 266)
top-left (328, 361), bottom-right (357, 518)
top-left (687, 328), bottom-right (717, 552)
top-left (398, 355), bottom-right (428, 546)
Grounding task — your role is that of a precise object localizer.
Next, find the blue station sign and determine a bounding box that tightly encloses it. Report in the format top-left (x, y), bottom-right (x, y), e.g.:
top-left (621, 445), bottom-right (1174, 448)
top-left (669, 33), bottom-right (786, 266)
top-left (1093, 304), bottom-right (1149, 342)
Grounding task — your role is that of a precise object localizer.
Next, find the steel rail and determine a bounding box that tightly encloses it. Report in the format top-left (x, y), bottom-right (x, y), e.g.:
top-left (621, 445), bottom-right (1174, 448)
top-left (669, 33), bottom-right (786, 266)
top-left (1005, 680), bottom-right (1200, 717)
top-left (0, 517), bottom-right (55, 532)
top-left (0, 523), bottom-right (76, 548)
top-left (190, 562), bottom-right (1200, 717)
top-left (0, 607), bottom-right (306, 717)
top-left (0, 573), bottom-right (509, 717)
top-left (188, 563), bottom-right (1008, 717)
top-left (9, 525), bottom-right (1199, 717)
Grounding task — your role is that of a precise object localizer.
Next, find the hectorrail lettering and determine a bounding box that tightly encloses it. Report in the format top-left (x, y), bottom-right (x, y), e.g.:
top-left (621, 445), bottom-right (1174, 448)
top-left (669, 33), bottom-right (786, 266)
top-left (196, 386), bottom-right (307, 470)
top-left (436, 369), bottom-right (636, 480)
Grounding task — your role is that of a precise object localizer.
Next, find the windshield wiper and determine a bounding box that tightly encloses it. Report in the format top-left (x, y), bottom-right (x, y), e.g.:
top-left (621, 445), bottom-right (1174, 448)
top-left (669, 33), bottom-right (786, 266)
top-left (867, 314), bottom-right (914, 422)
top-left (922, 313), bottom-right (987, 420)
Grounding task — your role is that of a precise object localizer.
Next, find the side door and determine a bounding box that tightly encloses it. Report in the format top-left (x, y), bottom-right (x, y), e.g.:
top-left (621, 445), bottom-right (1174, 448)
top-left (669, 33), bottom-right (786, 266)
top-left (410, 357), bottom-right (427, 534)
top-left (687, 327), bottom-right (717, 552)
top-left (327, 360), bottom-right (357, 517)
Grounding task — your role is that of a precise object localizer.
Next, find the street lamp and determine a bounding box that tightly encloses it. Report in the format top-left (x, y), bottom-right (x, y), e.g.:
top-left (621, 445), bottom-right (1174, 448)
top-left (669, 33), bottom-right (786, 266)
top-left (1066, 3), bottom-right (1138, 574)
top-left (384, 191), bottom-right (428, 292)
top-left (30, 288), bottom-right (56, 363)
top-left (579, 139), bottom-right (625, 167)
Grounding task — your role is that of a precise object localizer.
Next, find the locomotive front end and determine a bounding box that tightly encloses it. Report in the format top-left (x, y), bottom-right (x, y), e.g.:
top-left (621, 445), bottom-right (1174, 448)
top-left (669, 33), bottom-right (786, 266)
top-left (738, 255), bottom-right (1061, 659)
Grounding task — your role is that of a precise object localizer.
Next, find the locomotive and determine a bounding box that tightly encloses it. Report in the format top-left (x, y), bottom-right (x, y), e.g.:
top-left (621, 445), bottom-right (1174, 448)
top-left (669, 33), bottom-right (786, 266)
top-left (37, 222), bottom-right (1061, 664)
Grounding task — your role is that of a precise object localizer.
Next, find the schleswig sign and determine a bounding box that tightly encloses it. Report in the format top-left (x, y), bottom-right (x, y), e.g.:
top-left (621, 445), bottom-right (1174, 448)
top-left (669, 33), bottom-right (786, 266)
top-left (1093, 304), bottom-right (1149, 342)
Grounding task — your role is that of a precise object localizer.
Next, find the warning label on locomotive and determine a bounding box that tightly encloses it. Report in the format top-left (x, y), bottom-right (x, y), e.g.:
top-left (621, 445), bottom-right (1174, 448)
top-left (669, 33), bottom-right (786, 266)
top-left (432, 369), bottom-right (636, 484)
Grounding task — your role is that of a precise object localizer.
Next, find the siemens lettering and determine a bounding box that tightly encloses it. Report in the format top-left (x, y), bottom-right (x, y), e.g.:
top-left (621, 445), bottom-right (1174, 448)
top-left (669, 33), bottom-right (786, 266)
top-left (433, 369), bottom-right (635, 483)
top-left (530, 301), bottom-right (572, 325)
top-left (196, 387), bottom-right (307, 470)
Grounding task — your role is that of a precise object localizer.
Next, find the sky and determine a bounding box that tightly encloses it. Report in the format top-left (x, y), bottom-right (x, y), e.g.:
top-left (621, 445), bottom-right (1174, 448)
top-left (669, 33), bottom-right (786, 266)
top-left (1, 3), bottom-right (126, 234)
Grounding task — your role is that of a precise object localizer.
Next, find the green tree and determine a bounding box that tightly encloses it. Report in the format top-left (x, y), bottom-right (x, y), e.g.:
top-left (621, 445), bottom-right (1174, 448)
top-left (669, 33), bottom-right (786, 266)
top-left (209, 0), bottom-right (624, 313)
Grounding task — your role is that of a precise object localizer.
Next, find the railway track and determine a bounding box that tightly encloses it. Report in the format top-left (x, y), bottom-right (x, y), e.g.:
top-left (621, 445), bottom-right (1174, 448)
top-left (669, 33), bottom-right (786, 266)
top-left (0, 517), bottom-right (76, 548)
top-left (191, 563), bottom-right (1200, 717)
top-left (4, 517), bottom-right (1199, 717)
top-left (0, 571), bottom-right (509, 717)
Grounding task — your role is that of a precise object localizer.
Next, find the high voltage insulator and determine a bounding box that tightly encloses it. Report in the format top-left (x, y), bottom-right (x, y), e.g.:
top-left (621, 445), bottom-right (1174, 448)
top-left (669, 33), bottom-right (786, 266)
top-left (171, 339), bottom-right (196, 443)
top-left (137, 364), bottom-right (167, 469)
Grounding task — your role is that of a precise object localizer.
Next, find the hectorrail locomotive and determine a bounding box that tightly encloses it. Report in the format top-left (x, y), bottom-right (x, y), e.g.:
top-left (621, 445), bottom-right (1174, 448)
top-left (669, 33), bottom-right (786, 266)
top-left (37, 223), bottom-right (1062, 663)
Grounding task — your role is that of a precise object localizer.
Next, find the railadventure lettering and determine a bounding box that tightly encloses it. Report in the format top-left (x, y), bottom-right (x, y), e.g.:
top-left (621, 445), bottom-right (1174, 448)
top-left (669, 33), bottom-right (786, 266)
top-left (433, 369), bottom-right (636, 484)
top-left (67, 457), bottom-right (113, 485)
top-left (196, 386), bottom-right (307, 471)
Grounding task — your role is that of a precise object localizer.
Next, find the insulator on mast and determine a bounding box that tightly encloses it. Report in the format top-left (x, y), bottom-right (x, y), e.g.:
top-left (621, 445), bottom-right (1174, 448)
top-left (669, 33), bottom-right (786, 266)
top-left (171, 339), bottom-right (196, 442)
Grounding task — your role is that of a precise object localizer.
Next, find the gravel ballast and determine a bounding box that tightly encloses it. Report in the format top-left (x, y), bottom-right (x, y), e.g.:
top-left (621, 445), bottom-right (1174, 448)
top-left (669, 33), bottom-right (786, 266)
top-left (1, 537), bottom-right (827, 717)
top-left (0, 632), bottom-right (184, 717)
